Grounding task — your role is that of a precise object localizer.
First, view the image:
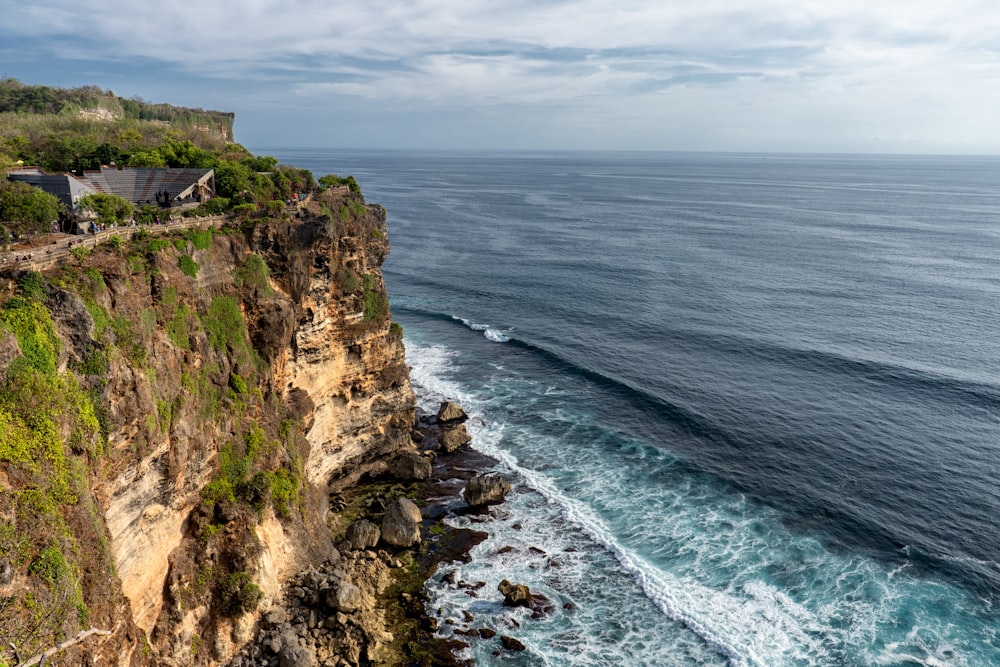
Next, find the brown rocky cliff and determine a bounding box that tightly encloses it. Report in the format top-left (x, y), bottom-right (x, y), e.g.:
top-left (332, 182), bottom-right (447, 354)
top-left (0, 187), bottom-right (415, 666)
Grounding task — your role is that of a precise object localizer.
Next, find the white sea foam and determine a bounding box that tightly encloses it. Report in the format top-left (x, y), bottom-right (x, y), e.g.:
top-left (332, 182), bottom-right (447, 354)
top-left (452, 315), bottom-right (511, 343)
top-left (408, 340), bottom-right (759, 665)
top-left (405, 337), bottom-right (997, 667)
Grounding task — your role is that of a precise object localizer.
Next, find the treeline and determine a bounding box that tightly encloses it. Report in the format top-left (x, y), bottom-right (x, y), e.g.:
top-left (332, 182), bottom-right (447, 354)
top-left (0, 80), bottom-right (368, 240)
top-left (0, 80), bottom-right (119, 115)
top-left (0, 78), bottom-right (234, 135)
top-left (0, 139), bottom-right (325, 239)
top-left (0, 80), bottom-right (240, 173)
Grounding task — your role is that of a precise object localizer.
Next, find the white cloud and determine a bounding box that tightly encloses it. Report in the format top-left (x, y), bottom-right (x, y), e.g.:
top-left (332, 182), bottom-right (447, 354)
top-left (3, 0), bottom-right (1000, 150)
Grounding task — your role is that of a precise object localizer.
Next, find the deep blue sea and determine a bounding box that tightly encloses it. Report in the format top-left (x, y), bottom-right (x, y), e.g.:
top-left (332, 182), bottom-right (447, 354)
top-left (265, 149), bottom-right (1000, 666)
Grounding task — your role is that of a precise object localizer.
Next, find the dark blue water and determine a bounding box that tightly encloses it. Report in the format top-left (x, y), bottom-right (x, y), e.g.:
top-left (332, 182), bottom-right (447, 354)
top-left (265, 149), bottom-right (1000, 665)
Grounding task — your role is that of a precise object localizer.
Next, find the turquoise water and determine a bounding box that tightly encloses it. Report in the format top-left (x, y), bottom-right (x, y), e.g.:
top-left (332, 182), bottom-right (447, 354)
top-left (267, 150), bottom-right (1000, 665)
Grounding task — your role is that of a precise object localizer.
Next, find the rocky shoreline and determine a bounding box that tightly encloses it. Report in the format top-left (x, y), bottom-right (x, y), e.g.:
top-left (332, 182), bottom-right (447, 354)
top-left (227, 401), bottom-right (530, 667)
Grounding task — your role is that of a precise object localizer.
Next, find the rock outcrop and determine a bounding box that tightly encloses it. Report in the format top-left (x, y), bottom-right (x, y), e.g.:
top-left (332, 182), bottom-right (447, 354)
top-left (387, 449), bottom-right (433, 481)
top-left (437, 401), bottom-right (468, 424)
top-left (343, 520), bottom-right (381, 551)
top-left (0, 185), bottom-right (416, 666)
top-left (463, 473), bottom-right (512, 507)
top-left (439, 424), bottom-right (472, 453)
top-left (380, 497), bottom-right (422, 548)
top-left (498, 579), bottom-right (531, 607)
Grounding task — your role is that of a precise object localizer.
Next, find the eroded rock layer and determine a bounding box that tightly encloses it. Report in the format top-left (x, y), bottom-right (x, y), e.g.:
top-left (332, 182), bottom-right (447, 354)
top-left (0, 186), bottom-right (415, 666)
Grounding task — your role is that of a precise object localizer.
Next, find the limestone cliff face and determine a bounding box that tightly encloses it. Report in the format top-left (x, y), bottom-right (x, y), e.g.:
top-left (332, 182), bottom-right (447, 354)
top-left (0, 187), bottom-right (414, 666)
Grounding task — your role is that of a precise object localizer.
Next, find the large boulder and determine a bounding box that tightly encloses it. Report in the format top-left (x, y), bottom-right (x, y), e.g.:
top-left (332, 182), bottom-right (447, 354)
top-left (387, 450), bottom-right (432, 481)
top-left (343, 520), bottom-right (380, 551)
top-left (326, 582), bottom-right (363, 613)
top-left (501, 636), bottom-right (526, 651)
top-left (437, 401), bottom-right (468, 424)
top-left (438, 424), bottom-right (472, 453)
top-left (463, 473), bottom-right (512, 507)
top-left (277, 633), bottom-right (317, 667)
top-left (498, 579), bottom-right (531, 607)
top-left (381, 497), bottom-right (422, 547)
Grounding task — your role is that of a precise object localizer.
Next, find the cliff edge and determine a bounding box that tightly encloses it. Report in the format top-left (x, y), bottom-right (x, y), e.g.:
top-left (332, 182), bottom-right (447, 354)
top-left (0, 186), bottom-right (419, 665)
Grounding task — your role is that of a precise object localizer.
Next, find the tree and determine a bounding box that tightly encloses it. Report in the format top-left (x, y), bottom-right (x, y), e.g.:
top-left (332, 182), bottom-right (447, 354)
top-left (0, 180), bottom-right (62, 236)
top-left (126, 149), bottom-right (167, 168)
top-left (78, 193), bottom-right (133, 225)
top-left (213, 160), bottom-right (253, 198)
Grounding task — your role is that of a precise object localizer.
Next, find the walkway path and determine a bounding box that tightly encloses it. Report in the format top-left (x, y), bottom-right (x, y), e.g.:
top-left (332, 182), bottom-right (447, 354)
top-left (0, 215), bottom-right (228, 273)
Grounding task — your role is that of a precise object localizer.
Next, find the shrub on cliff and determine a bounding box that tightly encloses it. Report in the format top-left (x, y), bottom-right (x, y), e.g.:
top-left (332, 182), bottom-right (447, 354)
top-left (178, 254), bottom-right (199, 278)
top-left (217, 571), bottom-right (263, 616)
top-left (0, 180), bottom-right (62, 236)
top-left (319, 173), bottom-right (361, 195)
top-left (79, 192), bottom-right (133, 225)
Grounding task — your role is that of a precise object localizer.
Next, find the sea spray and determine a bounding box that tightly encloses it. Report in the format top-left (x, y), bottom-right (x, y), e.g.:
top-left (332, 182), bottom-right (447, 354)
top-left (406, 337), bottom-right (998, 666)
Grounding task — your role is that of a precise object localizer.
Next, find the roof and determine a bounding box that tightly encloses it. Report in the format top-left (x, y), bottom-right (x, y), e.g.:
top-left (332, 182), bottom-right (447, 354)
top-left (79, 167), bottom-right (214, 205)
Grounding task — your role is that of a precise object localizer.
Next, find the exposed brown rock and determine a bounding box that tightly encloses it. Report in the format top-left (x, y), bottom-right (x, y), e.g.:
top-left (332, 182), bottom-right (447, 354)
top-left (437, 401), bottom-right (468, 424)
top-left (498, 579), bottom-right (531, 607)
top-left (439, 424), bottom-right (472, 453)
top-left (387, 449), bottom-right (432, 481)
top-left (501, 635), bottom-right (526, 651)
top-left (343, 520), bottom-right (381, 551)
top-left (463, 473), bottom-right (512, 507)
top-left (380, 497), bottom-right (422, 547)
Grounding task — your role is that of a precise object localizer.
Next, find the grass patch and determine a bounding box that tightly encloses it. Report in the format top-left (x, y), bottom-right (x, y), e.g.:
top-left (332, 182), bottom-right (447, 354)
top-left (178, 254), bottom-right (199, 278)
top-left (234, 254), bottom-right (274, 296)
top-left (188, 228), bottom-right (214, 250)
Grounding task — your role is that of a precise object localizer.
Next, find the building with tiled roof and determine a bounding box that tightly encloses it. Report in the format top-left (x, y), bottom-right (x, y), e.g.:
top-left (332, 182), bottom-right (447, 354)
top-left (7, 166), bottom-right (215, 210)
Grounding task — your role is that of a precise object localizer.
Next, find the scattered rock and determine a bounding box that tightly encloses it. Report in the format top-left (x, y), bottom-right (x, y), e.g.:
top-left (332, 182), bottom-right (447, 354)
top-left (478, 628), bottom-right (497, 639)
top-left (410, 429), bottom-right (424, 443)
top-left (380, 496), bottom-right (422, 547)
top-left (500, 636), bottom-right (526, 651)
top-left (387, 450), bottom-right (432, 481)
top-left (327, 583), bottom-right (363, 613)
top-left (462, 610), bottom-right (475, 623)
top-left (498, 579), bottom-right (531, 607)
top-left (437, 401), bottom-right (468, 424)
top-left (343, 520), bottom-right (381, 551)
top-left (463, 473), bottom-right (512, 507)
top-left (439, 424), bottom-right (472, 453)
top-left (277, 633), bottom-right (317, 667)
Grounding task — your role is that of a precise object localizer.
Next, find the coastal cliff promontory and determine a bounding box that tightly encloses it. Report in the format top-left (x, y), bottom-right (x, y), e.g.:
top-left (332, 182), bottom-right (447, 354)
top-left (0, 185), bottom-right (422, 665)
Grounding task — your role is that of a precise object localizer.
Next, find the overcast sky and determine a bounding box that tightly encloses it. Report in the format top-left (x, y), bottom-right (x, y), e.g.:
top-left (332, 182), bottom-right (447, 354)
top-left (3, 0), bottom-right (999, 154)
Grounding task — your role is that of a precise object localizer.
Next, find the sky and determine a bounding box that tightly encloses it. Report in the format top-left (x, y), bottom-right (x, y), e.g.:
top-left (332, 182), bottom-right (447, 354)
top-left (2, 0), bottom-right (1000, 154)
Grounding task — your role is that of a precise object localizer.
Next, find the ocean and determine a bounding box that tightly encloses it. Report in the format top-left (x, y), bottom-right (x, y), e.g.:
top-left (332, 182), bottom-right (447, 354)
top-left (265, 149), bottom-right (1000, 666)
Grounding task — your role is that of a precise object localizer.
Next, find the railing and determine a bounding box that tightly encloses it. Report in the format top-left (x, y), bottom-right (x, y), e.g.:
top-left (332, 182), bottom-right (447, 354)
top-left (0, 215), bottom-right (228, 272)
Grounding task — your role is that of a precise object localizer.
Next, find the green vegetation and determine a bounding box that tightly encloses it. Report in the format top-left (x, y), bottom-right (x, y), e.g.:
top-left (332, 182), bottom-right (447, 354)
top-left (362, 274), bottom-right (389, 321)
top-left (178, 254), bottom-right (199, 278)
top-left (217, 571), bottom-right (263, 616)
top-left (187, 228), bottom-right (214, 250)
top-left (234, 254), bottom-right (273, 295)
top-left (0, 274), bottom-right (105, 657)
top-left (166, 303), bottom-right (195, 349)
top-left (78, 192), bottom-right (133, 225)
top-left (319, 173), bottom-right (361, 195)
top-left (0, 296), bottom-right (60, 375)
top-left (148, 238), bottom-right (172, 253)
top-left (0, 80), bottom-right (321, 227)
top-left (337, 268), bottom-right (359, 294)
top-left (200, 422), bottom-right (301, 520)
top-left (0, 78), bottom-right (233, 131)
top-left (69, 245), bottom-right (90, 263)
top-left (0, 180), bottom-right (61, 237)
